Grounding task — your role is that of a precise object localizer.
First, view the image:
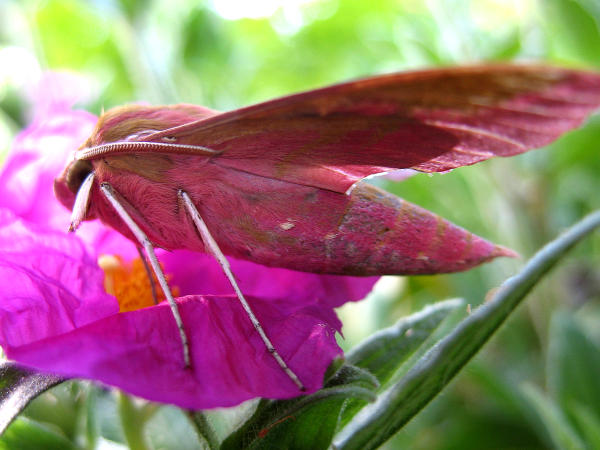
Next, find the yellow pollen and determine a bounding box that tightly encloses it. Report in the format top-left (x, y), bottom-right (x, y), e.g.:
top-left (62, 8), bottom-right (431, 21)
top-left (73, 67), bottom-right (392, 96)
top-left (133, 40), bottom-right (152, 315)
top-left (98, 255), bottom-right (180, 312)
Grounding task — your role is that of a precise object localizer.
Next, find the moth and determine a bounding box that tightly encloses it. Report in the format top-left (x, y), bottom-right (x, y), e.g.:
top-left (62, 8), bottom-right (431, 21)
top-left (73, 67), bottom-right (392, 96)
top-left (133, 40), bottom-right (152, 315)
top-left (54, 65), bottom-right (600, 389)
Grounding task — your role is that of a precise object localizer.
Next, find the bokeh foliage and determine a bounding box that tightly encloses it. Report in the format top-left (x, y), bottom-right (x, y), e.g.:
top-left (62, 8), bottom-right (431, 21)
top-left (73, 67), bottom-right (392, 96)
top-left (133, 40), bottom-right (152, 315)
top-left (0, 0), bottom-right (599, 448)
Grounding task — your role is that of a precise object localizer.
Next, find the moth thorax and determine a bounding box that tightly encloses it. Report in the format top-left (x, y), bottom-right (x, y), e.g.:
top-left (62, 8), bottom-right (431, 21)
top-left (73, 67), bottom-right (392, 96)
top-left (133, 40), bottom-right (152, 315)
top-left (66, 159), bottom-right (94, 194)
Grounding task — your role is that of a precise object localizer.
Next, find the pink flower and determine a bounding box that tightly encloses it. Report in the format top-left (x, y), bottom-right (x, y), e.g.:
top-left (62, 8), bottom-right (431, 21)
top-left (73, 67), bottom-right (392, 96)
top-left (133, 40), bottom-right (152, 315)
top-left (0, 73), bottom-right (377, 408)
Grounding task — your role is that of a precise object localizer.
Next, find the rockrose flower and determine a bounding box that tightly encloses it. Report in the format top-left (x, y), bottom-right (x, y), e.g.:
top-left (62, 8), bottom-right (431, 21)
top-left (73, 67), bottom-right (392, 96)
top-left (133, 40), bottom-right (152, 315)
top-left (0, 73), bottom-right (377, 408)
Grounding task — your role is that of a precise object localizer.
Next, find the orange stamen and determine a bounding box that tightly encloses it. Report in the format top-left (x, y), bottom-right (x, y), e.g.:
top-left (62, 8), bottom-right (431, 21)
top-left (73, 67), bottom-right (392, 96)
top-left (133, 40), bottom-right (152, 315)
top-left (98, 255), bottom-right (180, 312)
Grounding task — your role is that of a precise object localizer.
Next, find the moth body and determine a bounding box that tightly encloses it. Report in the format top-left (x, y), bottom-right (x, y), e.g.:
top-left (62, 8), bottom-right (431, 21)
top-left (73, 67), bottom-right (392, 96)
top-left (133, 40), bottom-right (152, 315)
top-left (54, 66), bottom-right (600, 276)
top-left (71, 151), bottom-right (507, 275)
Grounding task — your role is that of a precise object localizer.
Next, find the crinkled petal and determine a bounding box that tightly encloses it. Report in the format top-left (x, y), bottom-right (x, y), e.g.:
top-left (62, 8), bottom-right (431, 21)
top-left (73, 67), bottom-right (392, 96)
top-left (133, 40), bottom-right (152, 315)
top-left (0, 210), bottom-right (344, 407)
top-left (0, 110), bottom-right (96, 227)
top-left (0, 99), bottom-right (136, 258)
top-left (0, 210), bottom-right (117, 348)
top-left (6, 294), bottom-right (341, 409)
top-left (161, 250), bottom-right (377, 308)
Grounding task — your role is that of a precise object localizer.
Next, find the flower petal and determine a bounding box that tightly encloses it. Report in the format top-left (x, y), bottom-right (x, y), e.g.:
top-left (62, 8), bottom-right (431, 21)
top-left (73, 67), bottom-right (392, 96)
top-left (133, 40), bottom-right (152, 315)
top-left (7, 294), bottom-right (341, 409)
top-left (0, 210), bottom-right (117, 348)
top-left (0, 209), bottom-right (344, 408)
top-left (0, 109), bottom-right (96, 227)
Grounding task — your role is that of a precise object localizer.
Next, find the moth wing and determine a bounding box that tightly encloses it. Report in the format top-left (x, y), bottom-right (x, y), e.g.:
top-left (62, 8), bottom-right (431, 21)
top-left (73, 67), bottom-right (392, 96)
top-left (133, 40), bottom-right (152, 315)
top-left (148, 65), bottom-right (600, 193)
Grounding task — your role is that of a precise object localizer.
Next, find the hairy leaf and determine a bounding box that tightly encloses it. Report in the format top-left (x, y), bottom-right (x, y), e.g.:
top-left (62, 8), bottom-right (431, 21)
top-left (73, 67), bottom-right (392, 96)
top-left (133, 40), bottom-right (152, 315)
top-left (0, 362), bottom-right (64, 435)
top-left (334, 210), bottom-right (600, 449)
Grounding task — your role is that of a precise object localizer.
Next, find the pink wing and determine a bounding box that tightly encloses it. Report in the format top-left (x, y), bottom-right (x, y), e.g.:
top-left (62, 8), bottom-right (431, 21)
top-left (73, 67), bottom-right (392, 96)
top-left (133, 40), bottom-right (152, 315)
top-left (65, 65), bottom-right (600, 275)
top-left (147, 65), bottom-right (600, 193)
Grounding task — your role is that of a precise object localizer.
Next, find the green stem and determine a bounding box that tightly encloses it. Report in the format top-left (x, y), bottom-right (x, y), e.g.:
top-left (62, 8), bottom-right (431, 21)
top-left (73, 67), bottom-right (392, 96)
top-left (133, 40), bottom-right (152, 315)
top-left (118, 392), bottom-right (151, 450)
top-left (187, 410), bottom-right (220, 450)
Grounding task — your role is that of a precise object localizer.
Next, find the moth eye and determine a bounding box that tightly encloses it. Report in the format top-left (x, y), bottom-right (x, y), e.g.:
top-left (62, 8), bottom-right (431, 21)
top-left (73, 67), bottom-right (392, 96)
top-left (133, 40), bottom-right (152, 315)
top-left (162, 136), bottom-right (177, 143)
top-left (66, 160), bottom-right (94, 194)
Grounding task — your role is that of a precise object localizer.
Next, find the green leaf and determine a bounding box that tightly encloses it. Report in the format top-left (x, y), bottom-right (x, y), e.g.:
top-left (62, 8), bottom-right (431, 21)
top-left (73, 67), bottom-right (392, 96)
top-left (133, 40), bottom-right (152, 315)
top-left (338, 298), bottom-right (464, 428)
top-left (221, 365), bottom-right (377, 450)
top-left (186, 411), bottom-right (220, 450)
top-left (326, 364), bottom-right (380, 392)
top-left (334, 210), bottom-right (600, 450)
top-left (81, 385), bottom-right (99, 450)
top-left (142, 406), bottom-right (209, 450)
top-left (547, 311), bottom-right (600, 421)
top-left (570, 402), bottom-right (600, 449)
top-left (546, 0), bottom-right (600, 66)
top-left (116, 0), bottom-right (152, 21)
top-left (118, 392), bottom-right (159, 450)
top-left (0, 417), bottom-right (74, 450)
top-left (0, 362), bottom-right (64, 435)
top-left (521, 384), bottom-right (585, 450)
top-left (346, 298), bottom-right (464, 387)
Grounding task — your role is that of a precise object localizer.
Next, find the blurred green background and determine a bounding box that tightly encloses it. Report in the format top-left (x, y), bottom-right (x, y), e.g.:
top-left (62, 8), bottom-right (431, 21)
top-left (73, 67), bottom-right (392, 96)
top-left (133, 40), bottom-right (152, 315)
top-left (1, 0), bottom-right (599, 448)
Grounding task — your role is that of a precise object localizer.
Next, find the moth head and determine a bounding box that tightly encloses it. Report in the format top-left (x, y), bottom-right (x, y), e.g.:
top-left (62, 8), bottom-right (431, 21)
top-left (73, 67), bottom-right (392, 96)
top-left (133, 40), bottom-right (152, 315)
top-left (85, 103), bottom-right (219, 147)
top-left (54, 103), bottom-right (219, 216)
top-left (54, 157), bottom-right (94, 214)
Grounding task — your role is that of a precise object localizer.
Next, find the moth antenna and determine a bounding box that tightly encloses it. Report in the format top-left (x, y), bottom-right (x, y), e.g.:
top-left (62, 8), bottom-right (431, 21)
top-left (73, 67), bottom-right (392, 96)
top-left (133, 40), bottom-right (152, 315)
top-left (179, 190), bottom-right (306, 391)
top-left (69, 172), bottom-right (95, 232)
top-left (137, 246), bottom-right (159, 305)
top-left (77, 142), bottom-right (222, 160)
top-left (100, 183), bottom-right (191, 368)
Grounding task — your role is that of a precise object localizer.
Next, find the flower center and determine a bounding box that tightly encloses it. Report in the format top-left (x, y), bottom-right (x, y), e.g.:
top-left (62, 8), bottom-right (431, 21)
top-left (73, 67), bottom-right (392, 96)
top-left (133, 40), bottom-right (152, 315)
top-left (98, 255), bottom-right (179, 312)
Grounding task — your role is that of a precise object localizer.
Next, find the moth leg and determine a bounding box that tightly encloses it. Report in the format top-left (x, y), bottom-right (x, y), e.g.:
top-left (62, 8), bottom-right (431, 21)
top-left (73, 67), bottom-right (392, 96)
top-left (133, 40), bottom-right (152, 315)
top-left (100, 183), bottom-right (191, 368)
top-left (137, 246), bottom-right (159, 305)
top-left (179, 190), bottom-right (305, 391)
